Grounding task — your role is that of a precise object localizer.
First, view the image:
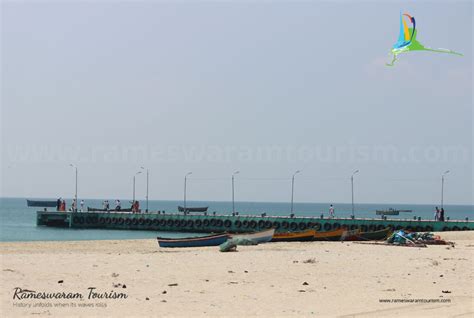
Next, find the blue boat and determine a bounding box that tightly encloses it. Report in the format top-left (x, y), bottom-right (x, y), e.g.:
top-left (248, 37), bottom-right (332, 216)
top-left (157, 233), bottom-right (229, 248)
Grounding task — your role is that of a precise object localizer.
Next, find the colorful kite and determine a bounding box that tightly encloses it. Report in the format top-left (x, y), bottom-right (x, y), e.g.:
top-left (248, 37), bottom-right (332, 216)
top-left (387, 12), bottom-right (462, 66)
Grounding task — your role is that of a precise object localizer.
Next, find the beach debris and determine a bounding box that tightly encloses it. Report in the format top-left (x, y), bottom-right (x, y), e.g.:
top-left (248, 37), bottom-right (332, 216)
top-left (302, 282), bottom-right (309, 286)
top-left (298, 290), bottom-right (306, 293)
top-left (442, 290), bottom-right (451, 293)
top-left (302, 258), bottom-right (316, 264)
top-left (383, 288), bottom-right (396, 292)
top-left (122, 284), bottom-right (127, 288)
top-left (162, 290), bottom-right (167, 294)
top-left (57, 280), bottom-right (64, 284)
top-left (168, 283), bottom-right (178, 287)
top-left (244, 270), bottom-right (248, 273)
top-left (146, 297), bottom-right (149, 300)
top-left (385, 231), bottom-right (428, 247)
top-left (440, 275), bottom-right (444, 277)
top-left (3, 269), bottom-right (15, 272)
top-left (111, 273), bottom-right (119, 277)
top-left (161, 300), bottom-right (167, 303)
top-left (205, 280), bottom-right (209, 282)
top-left (219, 238), bottom-right (258, 252)
top-left (228, 281), bottom-right (238, 284)
top-left (389, 231), bottom-right (454, 247)
top-left (293, 261), bottom-right (299, 264)
top-left (113, 283), bottom-right (122, 288)
top-left (432, 260), bottom-right (439, 266)
top-left (228, 270), bottom-right (234, 273)
top-left (220, 242), bottom-right (237, 252)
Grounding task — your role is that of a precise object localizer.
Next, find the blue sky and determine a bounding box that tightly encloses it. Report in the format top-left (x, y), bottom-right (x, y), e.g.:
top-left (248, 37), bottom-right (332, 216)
top-left (1, 1), bottom-right (472, 204)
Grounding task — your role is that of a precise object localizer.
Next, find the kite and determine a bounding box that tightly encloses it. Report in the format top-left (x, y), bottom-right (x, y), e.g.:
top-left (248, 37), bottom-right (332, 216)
top-left (387, 12), bottom-right (462, 66)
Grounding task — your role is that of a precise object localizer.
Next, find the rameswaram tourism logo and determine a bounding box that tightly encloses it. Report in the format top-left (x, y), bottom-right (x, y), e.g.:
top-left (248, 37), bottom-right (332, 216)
top-left (13, 287), bottom-right (128, 300)
top-left (12, 287), bottom-right (128, 309)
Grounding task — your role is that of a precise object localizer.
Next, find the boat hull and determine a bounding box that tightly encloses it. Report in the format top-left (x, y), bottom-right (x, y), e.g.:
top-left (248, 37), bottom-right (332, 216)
top-left (27, 200), bottom-right (57, 208)
top-left (231, 229), bottom-right (275, 244)
top-left (343, 228), bottom-right (392, 241)
top-left (313, 228), bottom-right (346, 241)
top-left (87, 207), bottom-right (133, 212)
top-left (157, 233), bottom-right (229, 248)
top-left (178, 206), bottom-right (209, 213)
top-left (272, 230), bottom-right (316, 242)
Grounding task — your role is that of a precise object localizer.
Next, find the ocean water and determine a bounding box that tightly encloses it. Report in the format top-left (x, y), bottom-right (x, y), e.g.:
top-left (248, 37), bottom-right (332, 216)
top-left (0, 197), bottom-right (472, 242)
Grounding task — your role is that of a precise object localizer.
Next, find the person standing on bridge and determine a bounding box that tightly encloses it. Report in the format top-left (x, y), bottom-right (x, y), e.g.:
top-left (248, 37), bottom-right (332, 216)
top-left (329, 205), bottom-right (335, 218)
top-left (434, 207), bottom-right (440, 221)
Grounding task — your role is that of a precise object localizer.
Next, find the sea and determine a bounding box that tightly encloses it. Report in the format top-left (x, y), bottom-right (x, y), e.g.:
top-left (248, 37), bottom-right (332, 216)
top-left (1, 197), bottom-right (472, 242)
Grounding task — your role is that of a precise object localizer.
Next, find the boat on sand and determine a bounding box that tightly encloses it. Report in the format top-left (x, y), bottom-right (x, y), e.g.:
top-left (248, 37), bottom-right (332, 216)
top-left (231, 229), bottom-right (275, 244)
top-left (312, 228), bottom-right (346, 241)
top-left (272, 230), bottom-right (316, 242)
top-left (157, 233), bottom-right (229, 248)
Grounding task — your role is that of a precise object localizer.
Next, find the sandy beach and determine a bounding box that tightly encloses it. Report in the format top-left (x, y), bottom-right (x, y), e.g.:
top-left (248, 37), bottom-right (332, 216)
top-left (1, 231), bottom-right (473, 317)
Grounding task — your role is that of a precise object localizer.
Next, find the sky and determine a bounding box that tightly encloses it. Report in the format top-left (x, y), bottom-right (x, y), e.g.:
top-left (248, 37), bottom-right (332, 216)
top-left (1, 1), bottom-right (472, 205)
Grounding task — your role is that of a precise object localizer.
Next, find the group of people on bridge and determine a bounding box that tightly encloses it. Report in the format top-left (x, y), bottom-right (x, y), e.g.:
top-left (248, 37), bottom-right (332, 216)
top-left (435, 207), bottom-right (445, 221)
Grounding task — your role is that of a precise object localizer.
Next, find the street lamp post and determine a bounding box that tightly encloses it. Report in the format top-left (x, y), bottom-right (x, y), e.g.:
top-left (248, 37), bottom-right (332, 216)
top-left (133, 170), bottom-right (142, 203)
top-left (290, 170), bottom-right (301, 215)
top-left (184, 172), bottom-right (192, 212)
top-left (351, 170), bottom-right (359, 218)
top-left (441, 170), bottom-right (450, 209)
top-left (232, 171), bottom-right (240, 214)
top-left (69, 164), bottom-right (78, 212)
top-left (141, 167), bottom-right (149, 212)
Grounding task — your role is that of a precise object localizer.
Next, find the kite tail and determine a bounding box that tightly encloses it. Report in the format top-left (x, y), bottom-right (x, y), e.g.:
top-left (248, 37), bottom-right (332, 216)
top-left (386, 54), bottom-right (398, 67)
top-left (423, 47), bottom-right (463, 56)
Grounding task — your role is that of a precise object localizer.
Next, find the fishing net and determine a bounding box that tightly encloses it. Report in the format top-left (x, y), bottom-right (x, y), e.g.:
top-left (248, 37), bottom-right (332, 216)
top-left (219, 238), bottom-right (258, 252)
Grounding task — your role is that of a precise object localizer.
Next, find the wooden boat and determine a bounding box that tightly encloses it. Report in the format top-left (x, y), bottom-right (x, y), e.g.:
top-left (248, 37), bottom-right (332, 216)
top-left (344, 228), bottom-right (392, 241)
top-left (157, 233), bottom-right (229, 248)
top-left (272, 230), bottom-right (316, 242)
top-left (27, 200), bottom-right (57, 208)
top-left (178, 206), bottom-right (208, 213)
top-left (340, 229), bottom-right (361, 241)
top-left (359, 228), bottom-right (392, 240)
top-left (87, 207), bottom-right (133, 212)
top-left (375, 208), bottom-right (412, 216)
top-left (376, 208), bottom-right (399, 215)
top-left (231, 229), bottom-right (275, 244)
top-left (312, 228), bottom-right (346, 241)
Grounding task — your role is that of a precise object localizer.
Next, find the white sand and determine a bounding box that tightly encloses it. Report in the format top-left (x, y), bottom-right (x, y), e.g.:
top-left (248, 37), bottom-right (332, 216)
top-left (1, 231), bottom-right (473, 317)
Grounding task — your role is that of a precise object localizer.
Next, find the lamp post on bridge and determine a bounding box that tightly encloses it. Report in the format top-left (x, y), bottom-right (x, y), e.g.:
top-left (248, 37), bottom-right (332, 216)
top-left (141, 167), bottom-right (149, 212)
top-left (290, 170), bottom-right (301, 215)
top-left (184, 172), bottom-right (193, 212)
top-left (232, 171), bottom-right (240, 214)
top-left (441, 170), bottom-right (450, 209)
top-left (132, 170), bottom-right (142, 203)
top-left (69, 164), bottom-right (78, 212)
top-left (351, 170), bottom-right (359, 218)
